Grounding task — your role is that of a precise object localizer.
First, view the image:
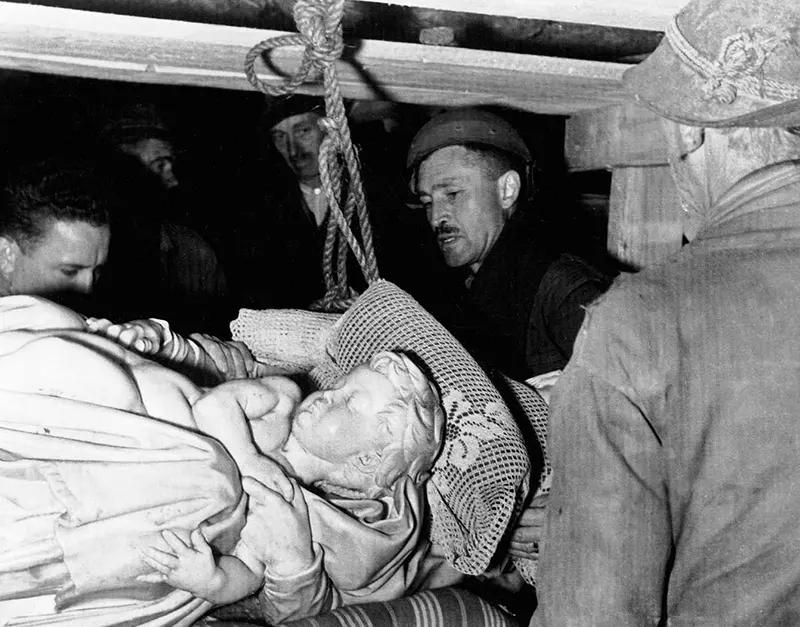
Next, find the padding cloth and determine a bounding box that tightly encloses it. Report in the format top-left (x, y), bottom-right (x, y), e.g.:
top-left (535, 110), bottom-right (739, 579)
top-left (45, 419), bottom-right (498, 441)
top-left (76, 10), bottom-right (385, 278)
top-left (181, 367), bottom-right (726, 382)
top-left (232, 280), bottom-right (544, 576)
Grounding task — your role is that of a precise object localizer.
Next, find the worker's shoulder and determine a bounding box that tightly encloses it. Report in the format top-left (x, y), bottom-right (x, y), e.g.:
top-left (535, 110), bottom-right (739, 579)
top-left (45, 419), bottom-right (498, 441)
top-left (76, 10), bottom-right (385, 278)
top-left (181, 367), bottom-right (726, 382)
top-left (540, 252), bottom-right (613, 296)
top-left (581, 262), bottom-right (679, 332)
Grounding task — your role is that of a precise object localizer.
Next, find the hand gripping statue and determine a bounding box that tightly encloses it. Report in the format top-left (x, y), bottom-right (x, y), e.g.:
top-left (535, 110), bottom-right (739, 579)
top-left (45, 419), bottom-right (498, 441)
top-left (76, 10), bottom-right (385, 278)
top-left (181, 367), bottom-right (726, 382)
top-left (0, 296), bottom-right (445, 626)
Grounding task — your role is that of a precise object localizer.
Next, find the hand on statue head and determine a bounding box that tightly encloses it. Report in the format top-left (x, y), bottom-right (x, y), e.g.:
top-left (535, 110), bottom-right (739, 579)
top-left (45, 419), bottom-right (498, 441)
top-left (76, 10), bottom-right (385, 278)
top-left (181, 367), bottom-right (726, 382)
top-left (241, 475), bottom-right (314, 578)
top-left (86, 317), bottom-right (168, 354)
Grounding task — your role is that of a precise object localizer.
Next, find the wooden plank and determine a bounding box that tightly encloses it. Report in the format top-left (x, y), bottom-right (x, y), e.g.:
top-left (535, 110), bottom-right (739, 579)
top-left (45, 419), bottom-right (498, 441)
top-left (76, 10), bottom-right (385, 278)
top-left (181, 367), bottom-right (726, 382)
top-left (565, 103), bottom-right (669, 171)
top-left (607, 165), bottom-right (683, 269)
top-left (367, 0), bottom-right (686, 31)
top-left (0, 2), bottom-right (632, 115)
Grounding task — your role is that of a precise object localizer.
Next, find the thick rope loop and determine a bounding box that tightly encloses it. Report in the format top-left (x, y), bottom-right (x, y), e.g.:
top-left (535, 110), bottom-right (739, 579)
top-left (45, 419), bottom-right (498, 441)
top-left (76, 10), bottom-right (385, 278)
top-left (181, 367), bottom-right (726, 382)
top-left (244, 0), bottom-right (342, 96)
top-left (245, 0), bottom-right (380, 312)
top-left (244, 34), bottom-right (316, 97)
top-left (317, 118), bottom-right (370, 276)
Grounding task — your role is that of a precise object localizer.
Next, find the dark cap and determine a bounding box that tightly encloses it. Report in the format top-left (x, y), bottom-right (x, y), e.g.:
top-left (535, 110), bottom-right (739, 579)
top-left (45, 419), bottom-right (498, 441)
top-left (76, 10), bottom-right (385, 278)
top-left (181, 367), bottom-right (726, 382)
top-left (261, 94), bottom-right (325, 131)
top-left (99, 103), bottom-right (172, 146)
top-left (406, 108), bottom-right (532, 171)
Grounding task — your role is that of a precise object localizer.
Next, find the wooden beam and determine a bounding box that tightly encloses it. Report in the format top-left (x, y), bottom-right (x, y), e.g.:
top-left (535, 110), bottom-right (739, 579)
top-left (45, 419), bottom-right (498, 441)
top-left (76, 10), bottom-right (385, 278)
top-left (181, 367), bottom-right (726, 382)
top-left (565, 103), bottom-right (669, 171)
top-left (0, 2), bottom-right (631, 116)
top-left (607, 165), bottom-right (683, 269)
top-left (366, 0), bottom-right (686, 31)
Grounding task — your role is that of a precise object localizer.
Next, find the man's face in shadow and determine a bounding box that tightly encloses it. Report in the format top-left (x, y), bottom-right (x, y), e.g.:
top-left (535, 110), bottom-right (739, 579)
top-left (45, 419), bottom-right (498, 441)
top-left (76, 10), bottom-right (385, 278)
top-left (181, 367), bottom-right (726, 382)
top-left (270, 112), bottom-right (324, 184)
top-left (0, 219), bottom-right (110, 298)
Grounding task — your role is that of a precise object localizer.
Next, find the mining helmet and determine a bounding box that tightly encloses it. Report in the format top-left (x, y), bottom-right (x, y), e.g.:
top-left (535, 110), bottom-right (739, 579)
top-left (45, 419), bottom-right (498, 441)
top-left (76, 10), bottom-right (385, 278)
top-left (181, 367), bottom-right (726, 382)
top-left (406, 108), bottom-right (532, 172)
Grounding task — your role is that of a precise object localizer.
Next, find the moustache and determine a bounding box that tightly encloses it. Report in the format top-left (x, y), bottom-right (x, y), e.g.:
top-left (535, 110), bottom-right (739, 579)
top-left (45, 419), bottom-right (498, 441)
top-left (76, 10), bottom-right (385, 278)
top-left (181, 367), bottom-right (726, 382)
top-left (434, 224), bottom-right (459, 237)
top-left (290, 152), bottom-right (313, 164)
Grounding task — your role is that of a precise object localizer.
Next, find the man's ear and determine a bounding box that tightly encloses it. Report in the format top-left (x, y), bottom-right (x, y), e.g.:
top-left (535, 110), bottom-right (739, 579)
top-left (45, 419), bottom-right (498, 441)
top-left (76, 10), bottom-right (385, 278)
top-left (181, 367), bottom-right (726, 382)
top-left (497, 170), bottom-right (521, 217)
top-left (0, 236), bottom-right (18, 277)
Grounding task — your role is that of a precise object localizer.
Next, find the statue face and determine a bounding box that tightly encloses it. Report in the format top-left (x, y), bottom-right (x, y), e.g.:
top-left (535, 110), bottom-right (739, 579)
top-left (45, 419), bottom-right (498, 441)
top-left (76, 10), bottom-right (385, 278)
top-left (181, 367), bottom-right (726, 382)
top-left (291, 364), bottom-right (397, 466)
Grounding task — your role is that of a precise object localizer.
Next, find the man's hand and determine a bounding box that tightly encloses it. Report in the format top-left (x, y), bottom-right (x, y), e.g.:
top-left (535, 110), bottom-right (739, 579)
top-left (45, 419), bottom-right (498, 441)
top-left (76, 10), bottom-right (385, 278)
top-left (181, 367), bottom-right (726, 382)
top-left (138, 528), bottom-right (223, 600)
top-left (190, 334), bottom-right (268, 380)
top-left (509, 494), bottom-right (548, 560)
top-left (242, 476), bottom-right (314, 577)
top-left (86, 317), bottom-right (167, 354)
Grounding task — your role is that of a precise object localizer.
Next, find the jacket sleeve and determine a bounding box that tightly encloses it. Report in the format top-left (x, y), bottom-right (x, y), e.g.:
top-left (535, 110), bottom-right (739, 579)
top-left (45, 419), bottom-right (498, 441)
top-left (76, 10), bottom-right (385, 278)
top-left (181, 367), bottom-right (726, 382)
top-left (534, 254), bottom-right (610, 362)
top-left (531, 284), bottom-right (672, 627)
top-left (259, 544), bottom-right (339, 623)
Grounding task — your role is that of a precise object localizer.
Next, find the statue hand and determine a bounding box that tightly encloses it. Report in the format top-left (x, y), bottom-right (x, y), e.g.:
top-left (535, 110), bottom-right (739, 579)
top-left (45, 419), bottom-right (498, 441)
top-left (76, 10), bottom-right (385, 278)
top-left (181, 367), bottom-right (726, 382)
top-left (241, 454), bottom-right (294, 502)
top-left (242, 476), bottom-right (314, 577)
top-left (138, 528), bottom-right (222, 600)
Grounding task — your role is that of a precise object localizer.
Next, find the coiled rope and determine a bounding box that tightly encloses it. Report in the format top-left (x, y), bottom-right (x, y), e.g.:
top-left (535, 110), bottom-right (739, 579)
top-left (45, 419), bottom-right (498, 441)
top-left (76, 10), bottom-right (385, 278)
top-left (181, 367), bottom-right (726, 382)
top-left (244, 0), bottom-right (380, 313)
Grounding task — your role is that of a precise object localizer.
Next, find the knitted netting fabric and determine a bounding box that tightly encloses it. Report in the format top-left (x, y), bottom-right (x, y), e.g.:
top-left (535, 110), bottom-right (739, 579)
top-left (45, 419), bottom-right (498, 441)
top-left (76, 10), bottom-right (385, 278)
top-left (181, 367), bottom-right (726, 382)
top-left (230, 280), bottom-right (540, 576)
top-left (501, 376), bottom-right (552, 586)
top-left (230, 308), bottom-right (340, 373)
top-left (327, 281), bottom-right (531, 575)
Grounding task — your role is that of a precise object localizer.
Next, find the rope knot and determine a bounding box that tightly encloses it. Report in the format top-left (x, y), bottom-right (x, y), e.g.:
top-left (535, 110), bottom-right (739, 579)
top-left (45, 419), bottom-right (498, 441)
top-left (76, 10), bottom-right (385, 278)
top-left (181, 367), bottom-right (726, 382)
top-left (244, 0), bottom-right (345, 96)
top-left (703, 28), bottom-right (784, 103)
top-left (293, 0), bottom-right (344, 69)
top-left (666, 18), bottom-right (800, 107)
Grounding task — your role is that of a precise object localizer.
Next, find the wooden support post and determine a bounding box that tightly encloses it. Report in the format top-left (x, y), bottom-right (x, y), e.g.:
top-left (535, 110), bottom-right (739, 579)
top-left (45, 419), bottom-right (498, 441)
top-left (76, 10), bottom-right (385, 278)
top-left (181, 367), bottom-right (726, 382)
top-left (565, 103), bottom-right (668, 172)
top-left (608, 165), bottom-right (683, 269)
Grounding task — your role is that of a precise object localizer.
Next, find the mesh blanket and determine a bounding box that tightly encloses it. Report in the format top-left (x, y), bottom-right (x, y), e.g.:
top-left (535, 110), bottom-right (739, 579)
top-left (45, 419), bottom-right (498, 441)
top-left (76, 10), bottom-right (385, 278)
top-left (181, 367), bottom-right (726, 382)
top-left (231, 280), bottom-right (542, 576)
top-left (500, 376), bottom-right (552, 585)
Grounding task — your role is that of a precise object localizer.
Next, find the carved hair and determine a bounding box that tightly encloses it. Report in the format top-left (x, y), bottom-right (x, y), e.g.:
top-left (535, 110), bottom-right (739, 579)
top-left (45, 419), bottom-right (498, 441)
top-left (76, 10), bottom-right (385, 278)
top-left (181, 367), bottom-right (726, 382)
top-left (367, 351), bottom-right (444, 494)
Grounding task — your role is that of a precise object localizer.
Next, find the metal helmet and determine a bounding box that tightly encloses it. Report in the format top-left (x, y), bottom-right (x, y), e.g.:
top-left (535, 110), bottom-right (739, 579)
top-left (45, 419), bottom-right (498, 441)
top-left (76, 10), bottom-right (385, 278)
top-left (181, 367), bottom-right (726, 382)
top-left (406, 108), bottom-right (532, 172)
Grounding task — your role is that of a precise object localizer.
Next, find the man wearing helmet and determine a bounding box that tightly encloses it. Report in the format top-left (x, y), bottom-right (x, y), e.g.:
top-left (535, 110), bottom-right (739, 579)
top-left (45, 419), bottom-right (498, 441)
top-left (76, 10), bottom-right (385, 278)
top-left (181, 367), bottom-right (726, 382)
top-left (407, 111), bottom-right (610, 612)
top-left (532, 0), bottom-right (800, 625)
top-left (407, 108), bottom-right (610, 389)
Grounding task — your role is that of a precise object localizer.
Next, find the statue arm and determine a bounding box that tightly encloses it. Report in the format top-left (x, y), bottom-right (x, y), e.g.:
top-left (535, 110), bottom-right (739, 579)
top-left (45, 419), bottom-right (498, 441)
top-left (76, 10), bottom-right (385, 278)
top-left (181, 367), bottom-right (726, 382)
top-left (192, 378), bottom-right (301, 496)
top-left (242, 477), bottom-right (336, 623)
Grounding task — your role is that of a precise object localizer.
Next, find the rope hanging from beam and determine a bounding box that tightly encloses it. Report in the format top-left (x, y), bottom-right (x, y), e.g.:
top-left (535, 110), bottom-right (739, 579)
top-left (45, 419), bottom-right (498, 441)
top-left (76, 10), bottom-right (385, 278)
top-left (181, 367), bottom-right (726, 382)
top-left (244, 0), bottom-right (380, 313)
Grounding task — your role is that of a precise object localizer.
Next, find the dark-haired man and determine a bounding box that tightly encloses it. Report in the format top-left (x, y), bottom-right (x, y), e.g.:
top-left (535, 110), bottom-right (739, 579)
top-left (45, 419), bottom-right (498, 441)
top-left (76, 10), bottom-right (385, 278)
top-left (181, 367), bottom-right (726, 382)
top-left (0, 162), bottom-right (110, 300)
top-left (98, 104), bottom-right (228, 334)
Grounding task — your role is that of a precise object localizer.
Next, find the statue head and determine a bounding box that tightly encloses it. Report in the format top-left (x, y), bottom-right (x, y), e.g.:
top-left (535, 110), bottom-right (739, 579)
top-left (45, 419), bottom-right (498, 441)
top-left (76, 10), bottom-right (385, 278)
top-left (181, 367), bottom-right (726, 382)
top-left (289, 350), bottom-right (445, 499)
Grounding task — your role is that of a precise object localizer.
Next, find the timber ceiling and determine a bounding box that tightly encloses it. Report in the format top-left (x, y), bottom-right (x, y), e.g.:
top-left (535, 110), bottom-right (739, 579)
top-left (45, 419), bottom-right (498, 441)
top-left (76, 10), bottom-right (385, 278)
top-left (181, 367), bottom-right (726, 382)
top-left (0, 0), bottom-right (683, 116)
top-left (6, 0), bottom-right (664, 63)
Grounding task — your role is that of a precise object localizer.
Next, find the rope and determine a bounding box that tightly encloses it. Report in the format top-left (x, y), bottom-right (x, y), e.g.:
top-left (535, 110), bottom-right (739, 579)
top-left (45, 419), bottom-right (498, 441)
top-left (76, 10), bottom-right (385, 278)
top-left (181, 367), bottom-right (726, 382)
top-left (665, 17), bottom-right (800, 105)
top-left (244, 0), bottom-right (381, 313)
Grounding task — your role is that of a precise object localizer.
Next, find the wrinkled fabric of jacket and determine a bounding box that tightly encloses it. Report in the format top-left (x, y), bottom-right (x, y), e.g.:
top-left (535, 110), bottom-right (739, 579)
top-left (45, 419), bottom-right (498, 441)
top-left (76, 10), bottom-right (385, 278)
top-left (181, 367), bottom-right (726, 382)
top-left (533, 164), bottom-right (800, 626)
